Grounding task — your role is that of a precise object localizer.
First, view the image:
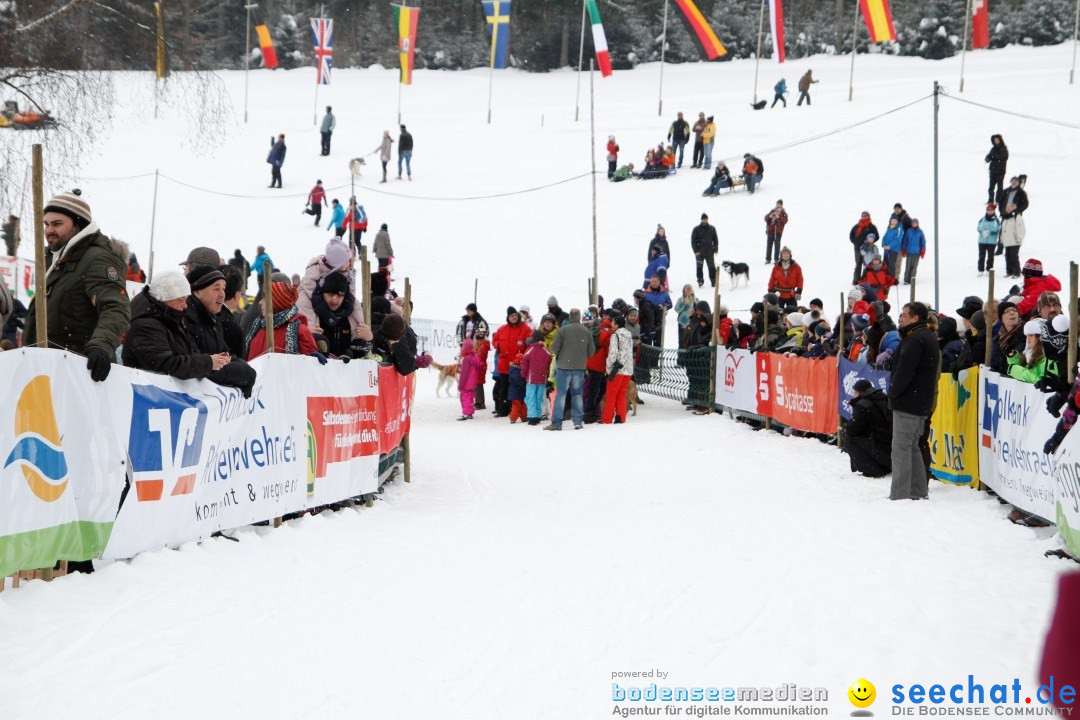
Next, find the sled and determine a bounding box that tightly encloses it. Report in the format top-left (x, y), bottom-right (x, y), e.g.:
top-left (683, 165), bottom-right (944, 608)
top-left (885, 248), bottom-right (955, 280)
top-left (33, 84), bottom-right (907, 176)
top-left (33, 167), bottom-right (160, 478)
top-left (10, 111), bottom-right (59, 130)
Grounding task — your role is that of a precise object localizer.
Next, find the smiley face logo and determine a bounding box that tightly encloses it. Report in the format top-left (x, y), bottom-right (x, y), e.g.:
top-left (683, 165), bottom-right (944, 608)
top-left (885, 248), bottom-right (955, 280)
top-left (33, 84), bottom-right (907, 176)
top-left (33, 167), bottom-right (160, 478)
top-left (848, 679), bottom-right (876, 709)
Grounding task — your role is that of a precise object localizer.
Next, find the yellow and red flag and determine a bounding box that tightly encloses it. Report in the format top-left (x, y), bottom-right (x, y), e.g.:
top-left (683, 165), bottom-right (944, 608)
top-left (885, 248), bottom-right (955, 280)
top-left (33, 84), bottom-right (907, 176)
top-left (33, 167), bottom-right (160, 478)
top-left (859, 0), bottom-right (896, 43)
top-left (251, 7), bottom-right (279, 69)
top-left (391, 4), bottom-right (420, 85)
top-left (672, 0), bottom-right (727, 60)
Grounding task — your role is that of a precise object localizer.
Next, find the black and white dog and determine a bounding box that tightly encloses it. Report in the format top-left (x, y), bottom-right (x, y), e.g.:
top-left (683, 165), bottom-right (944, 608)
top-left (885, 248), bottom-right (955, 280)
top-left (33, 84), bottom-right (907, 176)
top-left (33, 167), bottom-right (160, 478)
top-left (721, 261), bottom-right (750, 289)
top-left (750, 100), bottom-right (768, 111)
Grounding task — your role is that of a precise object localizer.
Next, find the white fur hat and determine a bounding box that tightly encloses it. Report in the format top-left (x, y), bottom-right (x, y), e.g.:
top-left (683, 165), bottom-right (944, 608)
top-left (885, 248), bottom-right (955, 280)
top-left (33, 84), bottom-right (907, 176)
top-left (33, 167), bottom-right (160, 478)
top-left (149, 270), bottom-right (191, 302)
top-left (787, 312), bottom-right (804, 328)
top-left (1023, 318), bottom-right (1045, 336)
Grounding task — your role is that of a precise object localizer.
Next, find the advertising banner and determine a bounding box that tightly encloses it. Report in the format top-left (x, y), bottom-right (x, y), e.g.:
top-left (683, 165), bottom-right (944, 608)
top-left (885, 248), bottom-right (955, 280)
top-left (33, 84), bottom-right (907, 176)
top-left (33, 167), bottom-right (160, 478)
top-left (757, 353), bottom-right (838, 434)
top-left (929, 367), bottom-right (980, 486)
top-left (714, 348), bottom-right (757, 413)
top-left (377, 365), bottom-right (414, 454)
top-left (410, 317), bottom-right (462, 364)
top-left (1052, 430), bottom-right (1080, 559)
top-left (977, 368), bottom-right (1057, 521)
top-left (0, 256), bottom-right (36, 305)
top-left (837, 357), bottom-right (891, 421)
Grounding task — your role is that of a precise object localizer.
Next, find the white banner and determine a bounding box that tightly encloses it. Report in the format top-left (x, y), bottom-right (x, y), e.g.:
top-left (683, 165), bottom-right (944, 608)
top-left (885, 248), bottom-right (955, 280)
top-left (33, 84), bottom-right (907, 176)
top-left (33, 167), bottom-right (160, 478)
top-left (1053, 430), bottom-right (1080, 557)
top-left (977, 368), bottom-right (1057, 521)
top-left (713, 348), bottom-right (757, 413)
top-left (0, 256), bottom-right (36, 306)
top-left (410, 317), bottom-right (462, 364)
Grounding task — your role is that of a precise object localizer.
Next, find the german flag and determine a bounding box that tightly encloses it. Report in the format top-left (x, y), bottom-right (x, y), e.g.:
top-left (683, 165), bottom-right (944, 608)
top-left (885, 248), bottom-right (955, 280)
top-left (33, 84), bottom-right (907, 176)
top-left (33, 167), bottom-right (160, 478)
top-left (859, 0), bottom-right (896, 43)
top-left (252, 7), bottom-right (279, 69)
top-left (672, 0), bottom-right (727, 60)
top-left (391, 4), bottom-right (420, 85)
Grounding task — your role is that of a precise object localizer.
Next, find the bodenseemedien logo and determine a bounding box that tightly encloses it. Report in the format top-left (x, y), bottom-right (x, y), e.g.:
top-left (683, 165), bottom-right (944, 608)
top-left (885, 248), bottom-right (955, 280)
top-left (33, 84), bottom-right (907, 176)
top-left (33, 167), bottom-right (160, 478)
top-left (849, 678), bottom-right (877, 715)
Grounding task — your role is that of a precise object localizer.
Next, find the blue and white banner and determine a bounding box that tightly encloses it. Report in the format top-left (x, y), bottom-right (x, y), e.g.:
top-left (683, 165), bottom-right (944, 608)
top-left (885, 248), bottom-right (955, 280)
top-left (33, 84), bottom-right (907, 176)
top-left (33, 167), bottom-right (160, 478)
top-left (837, 357), bottom-right (890, 421)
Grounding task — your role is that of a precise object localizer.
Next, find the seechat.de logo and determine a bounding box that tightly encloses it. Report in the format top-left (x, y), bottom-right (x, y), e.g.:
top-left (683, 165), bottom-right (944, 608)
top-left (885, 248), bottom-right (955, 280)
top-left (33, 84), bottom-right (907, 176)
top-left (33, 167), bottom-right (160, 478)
top-left (128, 385), bottom-right (207, 502)
top-left (848, 678), bottom-right (877, 714)
top-left (3, 376), bottom-right (69, 502)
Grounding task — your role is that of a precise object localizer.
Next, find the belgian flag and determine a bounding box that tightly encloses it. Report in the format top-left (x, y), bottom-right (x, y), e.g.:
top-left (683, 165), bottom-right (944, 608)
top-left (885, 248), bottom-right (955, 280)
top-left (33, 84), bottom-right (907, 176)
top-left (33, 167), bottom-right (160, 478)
top-left (252, 7), bottom-right (279, 69)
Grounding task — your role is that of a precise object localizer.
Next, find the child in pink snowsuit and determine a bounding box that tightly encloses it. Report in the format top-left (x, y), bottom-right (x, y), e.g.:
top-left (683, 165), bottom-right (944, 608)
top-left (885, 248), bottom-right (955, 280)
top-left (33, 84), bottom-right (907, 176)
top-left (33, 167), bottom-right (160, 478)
top-left (457, 340), bottom-right (480, 421)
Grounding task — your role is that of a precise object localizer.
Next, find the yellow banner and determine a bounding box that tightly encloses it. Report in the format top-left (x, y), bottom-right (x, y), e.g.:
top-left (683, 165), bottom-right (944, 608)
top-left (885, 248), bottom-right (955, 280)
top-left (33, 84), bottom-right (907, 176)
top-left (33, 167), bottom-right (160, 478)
top-left (929, 367), bottom-right (980, 487)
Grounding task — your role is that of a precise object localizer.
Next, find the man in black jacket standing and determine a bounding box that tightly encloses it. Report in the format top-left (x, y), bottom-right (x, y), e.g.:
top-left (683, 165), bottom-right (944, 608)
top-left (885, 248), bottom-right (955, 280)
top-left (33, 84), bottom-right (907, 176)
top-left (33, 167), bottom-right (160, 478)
top-left (985, 134), bottom-right (1008, 204)
top-left (888, 302), bottom-right (940, 500)
top-left (397, 124), bottom-right (414, 180)
top-left (667, 112), bottom-right (690, 169)
top-left (846, 379), bottom-right (892, 477)
top-left (691, 213), bottom-right (718, 289)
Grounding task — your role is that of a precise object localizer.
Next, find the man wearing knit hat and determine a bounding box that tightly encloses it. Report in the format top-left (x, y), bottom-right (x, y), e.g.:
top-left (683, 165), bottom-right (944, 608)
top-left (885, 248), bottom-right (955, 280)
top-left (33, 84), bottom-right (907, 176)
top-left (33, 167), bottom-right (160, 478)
top-left (690, 213), bottom-right (718, 289)
top-left (24, 189), bottom-right (130, 382)
top-left (185, 265), bottom-right (245, 359)
top-left (888, 301), bottom-right (940, 501)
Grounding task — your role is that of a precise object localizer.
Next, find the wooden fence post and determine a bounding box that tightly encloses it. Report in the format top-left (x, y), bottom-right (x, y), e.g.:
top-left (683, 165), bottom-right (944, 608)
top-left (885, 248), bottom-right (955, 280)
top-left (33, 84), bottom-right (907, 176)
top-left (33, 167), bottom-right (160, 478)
top-left (763, 295), bottom-right (771, 431)
top-left (1069, 263), bottom-right (1078, 385)
top-left (983, 272), bottom-right (995, 367)
top-left (360, 245), bottom-right (372, 329)
top-left (32, 145), bottom-right (46, 347)
top-left (403, 277), bottom-right (412, 484)
top-left (261, 259), bottom-right (274, 354)
top-left (837, 292), bottom-right (846, 450)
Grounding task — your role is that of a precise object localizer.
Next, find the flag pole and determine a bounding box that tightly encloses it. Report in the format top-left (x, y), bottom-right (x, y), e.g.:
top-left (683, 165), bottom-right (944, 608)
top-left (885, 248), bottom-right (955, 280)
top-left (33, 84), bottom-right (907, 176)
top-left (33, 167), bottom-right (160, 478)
top-left (753, 0), bottom-right (765, 104)
top-left (313, 80), bottom-right (320, 126)
top-left (398, 0), bottom-right (407, 125)
top-left (590, 58), bottom-right (598, 308)
top-left (486, 9), bottom-right (496, 124)
top-left (1071, 0), bottom-right (1079, 84)
top-left (959, 0), bottom-right (972, 92)
top-left (847, 0), bottom-right (858, 102)
top-left (575, 0), bottom-right (586, 122)
top-left (933, 80), bottom-right (941, 311)
top-left (244, 3), bottom-right (257, 123)
top-left (658, 0), bottom-right (669, 116)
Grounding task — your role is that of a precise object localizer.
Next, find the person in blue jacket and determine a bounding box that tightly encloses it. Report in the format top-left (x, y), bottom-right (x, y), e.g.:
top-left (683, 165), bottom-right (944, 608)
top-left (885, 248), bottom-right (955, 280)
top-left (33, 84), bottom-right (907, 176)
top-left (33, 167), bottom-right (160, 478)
top-left (252, 245), bottom-right (273, 284)
top-left (643, 242), bottom-right (670, 288)
top-left (267, 133), bottom-right (286, 188)
top-left (900, 218), bottom-right (926, 285)
top-left (771, 78), bottom-right (787, 108)
top-left (326, 199), bottom-right (345, 235)
top-left (880, 217), bottom-right (905, 278)
top-left (977, 203), bottom-right (1001, 275)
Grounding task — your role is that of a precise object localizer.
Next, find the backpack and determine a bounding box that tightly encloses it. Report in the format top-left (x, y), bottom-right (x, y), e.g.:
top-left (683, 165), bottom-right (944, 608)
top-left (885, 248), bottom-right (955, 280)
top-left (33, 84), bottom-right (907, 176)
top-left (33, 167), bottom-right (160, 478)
top-left (774, 81), bottom-right (783, 93)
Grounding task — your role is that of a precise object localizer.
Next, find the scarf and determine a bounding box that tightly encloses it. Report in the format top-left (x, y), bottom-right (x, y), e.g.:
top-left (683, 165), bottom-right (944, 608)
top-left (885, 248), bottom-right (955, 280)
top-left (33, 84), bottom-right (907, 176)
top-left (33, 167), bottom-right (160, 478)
top-left (997, 323), bottom-right (1022, 356)
top-left (245, 305), bottom-right (301, 356)
top-left (856, 217), bottom-right (871, 234)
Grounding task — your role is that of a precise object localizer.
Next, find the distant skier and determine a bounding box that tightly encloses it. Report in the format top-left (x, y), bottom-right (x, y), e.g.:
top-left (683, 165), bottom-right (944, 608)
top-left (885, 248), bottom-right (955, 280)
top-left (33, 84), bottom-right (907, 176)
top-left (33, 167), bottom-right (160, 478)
top-left (320, 106), bottom-right (335, 156)
top-left (985, 134), bottom-right (1008, 204)
top-left (771, 78), bottom-right (787, 108)
top-left (667, 112), bottom-right (690, 168)
top-left (397, 124), bottom-right (413, 180)
top-left (267, 133), bottom-right (286, 188)
top-left (304, 179), bottom-right (327, 226)
top-left (797, 70), bottom-right (818, 106)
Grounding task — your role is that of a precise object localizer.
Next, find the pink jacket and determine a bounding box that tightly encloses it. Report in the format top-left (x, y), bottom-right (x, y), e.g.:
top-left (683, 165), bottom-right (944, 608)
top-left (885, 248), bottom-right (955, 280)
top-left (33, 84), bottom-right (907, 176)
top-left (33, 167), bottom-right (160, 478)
top-left (458, 353), bottom-right (480, 392)
top-left (519, 343), bottom-right (552, 385)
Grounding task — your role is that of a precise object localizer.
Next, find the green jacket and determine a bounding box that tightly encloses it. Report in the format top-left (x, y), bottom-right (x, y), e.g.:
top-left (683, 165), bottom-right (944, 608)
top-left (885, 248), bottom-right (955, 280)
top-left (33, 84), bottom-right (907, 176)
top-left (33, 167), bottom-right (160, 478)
top-left (23, 223), bottom-right (131, 356)
top-left (1007, 353), bottom-right (1058, 385)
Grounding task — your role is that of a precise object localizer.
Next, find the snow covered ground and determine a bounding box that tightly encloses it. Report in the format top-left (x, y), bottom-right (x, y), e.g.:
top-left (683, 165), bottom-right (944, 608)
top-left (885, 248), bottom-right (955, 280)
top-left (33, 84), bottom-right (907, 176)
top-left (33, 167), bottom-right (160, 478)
top-left (2, 45), bottom-right (1079, 718)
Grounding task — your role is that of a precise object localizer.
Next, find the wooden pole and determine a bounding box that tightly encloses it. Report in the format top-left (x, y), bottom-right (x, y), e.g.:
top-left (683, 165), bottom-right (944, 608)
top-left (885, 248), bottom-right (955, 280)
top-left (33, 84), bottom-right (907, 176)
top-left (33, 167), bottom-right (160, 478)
top-left (707, 273), bottom-right (722, 411)
top-left (1071, 0), bottom-right (1079, 85)
top-left (473, 277), bottom-right (478, 305)
top-left (658, 0), bottom-right (669, 116)
top-left (753, 0), bottom-right (766, 104)
top-left (403, 277), bottom-right (412, 484)
top-left (838, 292), bottom-right (846, 360)
top-left (244, 4), bottom-right (255, 123)
top-left (983, 271), bottom-right (995, 367)
top-left (1069, 262), bottom-right (1078, 384)
top-left (261, 258), bottom-right (274, 353)
top-left (361, 245), bottom-right (372, 329)
top-left (909, 275), bottom-right (916, 304)
top-left (32, 145), bottom-right (46, 348)
top-left (959, 0), bottom-right (972, 92)
top-left (932, 80), bottom-right (941, 311)
top-left (147, 168), bottom-right (160, 283)
top-left (848, 0), bottom-right (858, 102)
top-left (589, 59), bottom-right (598, 308)
top-left (763, 296), bottom-right (772, 430)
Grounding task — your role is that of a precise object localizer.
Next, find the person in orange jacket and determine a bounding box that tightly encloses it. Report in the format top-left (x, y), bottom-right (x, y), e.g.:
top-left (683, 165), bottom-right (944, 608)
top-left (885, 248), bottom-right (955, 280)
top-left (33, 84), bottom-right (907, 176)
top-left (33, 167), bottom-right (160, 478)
top-left (860, 256), bottom-right (897, 300)
top-left (491, 306), bottom-right (532, 417)
top-left (767, 247), bottom-right (803, 311)
top-left (584, 312), bottom-right (615, 423)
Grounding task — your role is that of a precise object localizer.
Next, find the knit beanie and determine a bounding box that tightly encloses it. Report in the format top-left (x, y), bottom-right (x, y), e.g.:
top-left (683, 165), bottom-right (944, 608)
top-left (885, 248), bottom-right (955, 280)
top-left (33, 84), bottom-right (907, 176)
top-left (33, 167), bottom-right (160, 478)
top-left (848, 287), bottom-right (864, 304)
top-left (853, 379), bottom-right (874, 394)
top-left (852, 313), bottom-right (871, 331)
top-left (971, 310), bottom-right (987, 332)
top-left (1023, 318), bottom-right (1045, 336)
top-left (547, 296), bottom-right (558, 307)
top-left (997, 300), bottom-right (1018, 322)
top-left (44, 189), bottom-right (91, 228)
top-left (187, 265), bottom-right (225, 292)
top-left (149, 270), bottom-right (190, 302)
top-left (370, 271), bottom-right (389, 297)
top-left (325, 237), bottom-right (351, 268)
top-left (1022, 258), bottom-right (1044, 278)
top-left (270, 282), bottom-right (298, 313)
top-left (320, 271), bottom-right (349, 296)
top-left (380, 313), bottom-right (406, 341)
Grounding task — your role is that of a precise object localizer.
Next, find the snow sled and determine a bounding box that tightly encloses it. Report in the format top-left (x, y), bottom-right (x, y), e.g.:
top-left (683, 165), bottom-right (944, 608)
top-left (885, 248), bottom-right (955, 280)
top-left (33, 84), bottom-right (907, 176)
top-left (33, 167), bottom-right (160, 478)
top-left (1, 101), bottom-right (58, 130)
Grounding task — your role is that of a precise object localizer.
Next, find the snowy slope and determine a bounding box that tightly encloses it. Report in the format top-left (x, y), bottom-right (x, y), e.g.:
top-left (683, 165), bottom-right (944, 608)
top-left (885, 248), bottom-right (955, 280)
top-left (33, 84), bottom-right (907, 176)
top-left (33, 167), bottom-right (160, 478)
top-left (33, 42), bottom-right (1079, 325)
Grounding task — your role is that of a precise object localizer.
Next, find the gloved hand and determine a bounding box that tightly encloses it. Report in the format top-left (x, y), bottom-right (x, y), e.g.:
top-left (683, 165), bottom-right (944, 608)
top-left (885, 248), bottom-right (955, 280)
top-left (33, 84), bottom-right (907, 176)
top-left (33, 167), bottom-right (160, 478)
top-left (309, 351), bottom-right (328, 365)
top-left (347, 340), bottom-right (372, 359)
top-left (1047, 392), bottom-right (1068, 418)
top-left (339, 355), bottom-right (351, 364)
top-left (86, 348), bottom-right (112, 382)
top-left (901, 251), bottom-right (907, 257)
top-left (1044, 430), bottom-right (1066, 456)
top-left (920, 251), bottom-right (925, 259)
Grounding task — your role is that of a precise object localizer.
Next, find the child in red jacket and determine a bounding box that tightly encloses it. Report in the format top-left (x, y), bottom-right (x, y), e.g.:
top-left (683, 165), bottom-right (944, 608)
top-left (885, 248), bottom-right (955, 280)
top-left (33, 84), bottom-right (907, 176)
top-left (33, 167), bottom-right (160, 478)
top-left (520, 331), bottom-right (553, 426)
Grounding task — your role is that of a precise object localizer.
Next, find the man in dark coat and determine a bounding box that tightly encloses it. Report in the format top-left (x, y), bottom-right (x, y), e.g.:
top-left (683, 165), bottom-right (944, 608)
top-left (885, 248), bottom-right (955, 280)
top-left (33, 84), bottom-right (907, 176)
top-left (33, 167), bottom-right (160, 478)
top-left (888, 301), bottom-right (941, 500)
top-left (997, 176), bottom-right (1030, 278)
top-left (691, 213), bottom-right (719, 289)
top-left (267, 133), bottom-right (286, 188)
top-left (311, 271), bottom-right (370, 358)
top-left (848, 211), bottom-right (879, 285)
top-left (796, 69), bottom-right (817, 106)
top-left (667, 112), bottom-right (691, 168)
top-left (123, 271), bottom-right (226, 381)
top-left (845, 379), bottom-right (892, 477)
top-left (455, 303), bottom-right (489, 345)
top-left (183, 265), bottom-right (256, 395)
top-left (398, 124), bottom-right (414, 180)
top-left (23, 189), bottom-right (130, 382)
top-left (985, 134), bottom-right (1008, 203)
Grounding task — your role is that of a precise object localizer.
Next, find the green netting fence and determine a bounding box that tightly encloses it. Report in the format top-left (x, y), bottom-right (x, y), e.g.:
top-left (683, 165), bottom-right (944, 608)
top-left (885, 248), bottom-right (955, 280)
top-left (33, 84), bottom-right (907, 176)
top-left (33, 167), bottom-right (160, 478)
top-left (634, 345), bottom-right (769, 424)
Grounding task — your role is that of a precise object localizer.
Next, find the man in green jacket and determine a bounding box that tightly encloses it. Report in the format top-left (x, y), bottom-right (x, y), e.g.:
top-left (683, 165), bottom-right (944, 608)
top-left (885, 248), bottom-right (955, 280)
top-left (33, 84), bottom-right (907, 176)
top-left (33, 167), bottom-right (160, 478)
top-left (23, 189), bottom-right (131, 381)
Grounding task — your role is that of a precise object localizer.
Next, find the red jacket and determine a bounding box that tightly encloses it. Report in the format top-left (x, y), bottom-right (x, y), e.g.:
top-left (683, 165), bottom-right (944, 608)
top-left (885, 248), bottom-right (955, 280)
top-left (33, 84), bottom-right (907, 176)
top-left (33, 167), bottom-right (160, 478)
top-left (473, 338), bottom-right (490, 384)
top-left (764, 208), bottom-right (788, 235)
top-left (246, 313), bottom-right (318, 359)
top-left (1017, 274), bottom-right (1062, 317)
top-left (492, 321), bottom-right (531, 374)
top-left (717, 316), bottom-right (733, 345)
top-left (768, 261), bottom-right (803, 299)
top-left (586, 320), bottom-right (614, 374)
top-left (861, 266), bottom-right (896, 299)
top-left (308, 185), bottom-right (326, 206)
top-left (1040, 573), bottom-right (1080, 704)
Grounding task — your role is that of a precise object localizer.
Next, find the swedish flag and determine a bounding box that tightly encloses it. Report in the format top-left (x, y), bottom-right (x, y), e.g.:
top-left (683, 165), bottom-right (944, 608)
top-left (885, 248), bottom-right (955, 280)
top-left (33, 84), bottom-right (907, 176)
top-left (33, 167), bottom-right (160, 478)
top-left (482, 0), bottom-right (511, 69)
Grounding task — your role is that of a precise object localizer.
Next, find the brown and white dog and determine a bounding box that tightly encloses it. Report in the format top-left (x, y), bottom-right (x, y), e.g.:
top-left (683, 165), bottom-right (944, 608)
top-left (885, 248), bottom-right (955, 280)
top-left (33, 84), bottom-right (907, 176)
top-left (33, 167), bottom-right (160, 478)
top-left (627, 380), bottom-right (639, 417)
top-left (431, 361), bottom-right (460, 397)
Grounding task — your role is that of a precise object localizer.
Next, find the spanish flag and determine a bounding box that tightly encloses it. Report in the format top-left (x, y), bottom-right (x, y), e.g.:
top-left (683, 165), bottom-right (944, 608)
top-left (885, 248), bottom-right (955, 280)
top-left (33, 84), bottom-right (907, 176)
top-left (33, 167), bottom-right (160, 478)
top-left (252, 7), bottom-right (279, 69)
top-left (391, 4), bottom-right (420, 85)
top-left (672, 0), bottom-right (727, 60)
top-left (859, 0), bottom-right (896, 43)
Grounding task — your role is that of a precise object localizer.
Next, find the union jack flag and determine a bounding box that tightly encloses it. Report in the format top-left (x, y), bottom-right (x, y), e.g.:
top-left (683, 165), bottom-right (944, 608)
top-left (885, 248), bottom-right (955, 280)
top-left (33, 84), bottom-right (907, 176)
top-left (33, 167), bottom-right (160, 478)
top-left (311, 17), bottom-right (333, 85)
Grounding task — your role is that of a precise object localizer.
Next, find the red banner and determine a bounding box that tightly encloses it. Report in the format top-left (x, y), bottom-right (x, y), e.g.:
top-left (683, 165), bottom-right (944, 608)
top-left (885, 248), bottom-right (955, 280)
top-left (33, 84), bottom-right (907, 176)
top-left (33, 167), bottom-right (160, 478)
top-left (306, 395), bottom-right (379, 486)
top-left (755, 354), bottom-right (839, 434)
top-left (972, 0), bottom-right (990, 49)
top-left (377, 366), bottom-right (414, 454)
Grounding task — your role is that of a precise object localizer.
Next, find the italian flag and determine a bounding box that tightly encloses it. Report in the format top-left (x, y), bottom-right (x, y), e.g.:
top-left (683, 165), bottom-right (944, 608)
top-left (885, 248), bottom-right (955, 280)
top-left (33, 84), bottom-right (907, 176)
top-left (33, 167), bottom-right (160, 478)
top-left (585, 0), bottom-right (612, 77)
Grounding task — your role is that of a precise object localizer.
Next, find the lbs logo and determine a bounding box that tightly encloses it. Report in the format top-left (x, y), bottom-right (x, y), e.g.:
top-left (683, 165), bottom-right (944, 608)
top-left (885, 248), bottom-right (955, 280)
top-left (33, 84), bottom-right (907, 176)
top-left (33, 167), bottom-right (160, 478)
top-left (128, 385), bottom-right (207, 502)
top-left (4, 376), bottom-right (69, 502)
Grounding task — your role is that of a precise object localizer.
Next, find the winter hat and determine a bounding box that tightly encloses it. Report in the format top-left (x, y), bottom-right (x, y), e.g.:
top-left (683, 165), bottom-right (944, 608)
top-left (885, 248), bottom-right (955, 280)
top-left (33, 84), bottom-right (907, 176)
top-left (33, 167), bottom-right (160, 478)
top-left (320, 271), bottom-right (349, 296)
top-left (149, 270), bottom-right (190, 303)
top-left (1005, 294), bottom-right (1024, 306)
top-left (786, 312), bottom-right (804, 328)
top-left (937, 316), bottom-right (958, 340)
top-left (44, 189), bottom-right (91, 228)
top-left (871, 300), bottom-right (890, 322)
top-left (848, 287), bottom-right (864, 304)
top-left (852, 300), bottom-right (871, 317)
top-left (611, 298), bottom-right (628, 313)
top-left (766, 309), bottom-right (781, 324)
top-left (519, 304), bottom-right (531, 316)
top-left (1023, 318), bottom-right (1045, 336)
top-left (809, 298), bottom-right (823, 311)
top-left (865, 233), bottom-right (877, 241)
top-left (181, 247), bottom-right (222, 269)
top-left (853, 379), bottom-right (874, 394)
top-left (987, 203), bottom-right (997, 211)
top-left (511, 351), bottom-right (524, 366)
top-left (466, 302), bottom-right (478, 313)
top-left (1022, 258), bottom-right (1044, 278)
top-left (187, 265), bottom-right (225, 292)
top-left (717, 304), bottom-right (729, 316)
top-left (270, 282), bottom-right (298, 313)
top-left (700, 213), bottom-right (709, 220)
top-left (1037, 291), bottom-right (1062, 311)
top-left (956, 296), bottom-right (984, 319)
top-left (1051, 314), bottom-right (1070, 334)
top-left (380, 223), bottom-right (388, 231)
top-left (812, 323), bottom-right (829, 338)
top-left (852, 313), bottom-right (871, 331)
top-left (506, 306), bottom-right (518, 321)
top-left (764, 292), bottom-right (780, 307)
top-left (971, 311), bottom-right (987, 332)
top-left (461, 340), bottom-right (474, 354)
top-left (694, 300), bottom-right (711, 313)
top-left (541, 312), bottom-right (556, 324)
top-left (750, 302), bottom-right (765, 314)
top-left (547, 295), bottom-right (558, 307)
top-left (380, 313), bottom-right (406, 342)
top-left (996, 300), bottom-right (1018, 321)
top-left (370, 271), bottom-right (389, 298)
top-left (325, 237), bottom-right (351, 268)
top-left (530, 329), bottom-right (545, 343)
